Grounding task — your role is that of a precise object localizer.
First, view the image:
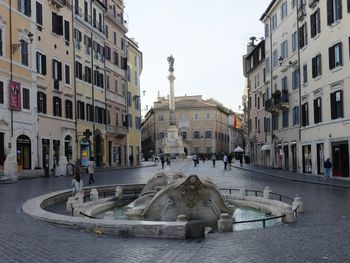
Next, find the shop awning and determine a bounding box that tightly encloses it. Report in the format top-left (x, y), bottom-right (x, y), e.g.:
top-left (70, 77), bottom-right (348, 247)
top-left (261, 144), bottom-right (271, 151)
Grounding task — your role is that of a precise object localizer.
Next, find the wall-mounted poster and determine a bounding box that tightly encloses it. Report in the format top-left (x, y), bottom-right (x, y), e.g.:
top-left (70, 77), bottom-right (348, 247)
top-left (8, 81), bottom-right (21, 111)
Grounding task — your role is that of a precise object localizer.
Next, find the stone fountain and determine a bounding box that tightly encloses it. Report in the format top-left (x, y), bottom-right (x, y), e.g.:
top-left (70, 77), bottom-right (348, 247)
top-left (124, 171), bottom-right (234, 225)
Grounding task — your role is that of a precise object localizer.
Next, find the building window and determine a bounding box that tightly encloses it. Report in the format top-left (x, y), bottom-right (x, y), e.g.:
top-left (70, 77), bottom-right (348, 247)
top-left (272, 49), bottom-right (278, 68)
top-left (105, 46), bottom-right (111, 61)
top-left (181, 131), bottom-right (187, 139)
top-left (86, 104), bottom-right (93, 121)
top-left (298, 23), bottom-right (308, 49)
top-left (280, 1), bottom-right (288, 20)
top-left (94, 70), bottom-right (104, 88)
top-left (53, 97), bottom-right (62, 117)
top-left (114, 52), bottom-right (119, 65)
top-left (271, 13), bottom-right (277, 31)
top-left (127, 91), bottom-right (132, 107)
top-left (19, 0), bottom-right (31, 17)
top-left (264, 117), bottom-right (270, 133)
top-left (312, 54), bottom-right (322, 78)
top-left (205, 131), bottom-right (212, 139)
top-left (0, 81), bottom-right (3, 104)
top-left (194, 113), bottom-right (199, 120)
top-left (113, 32), bottom-right (117, 44)
top-left (327, 0), bottom-right (342, 25)
top-left (52, 12), bottom-right (63, 35)
top-left (36, 2), bottom-right (43, 26)
top-left (158, 115), bottom-right (164, 121)
top-left (282, 109), bottom-right (289, 128)
top-left (291, 31), bottom-right (297, 52)
top-left (193, 131), bottom-right (200, 139)
top-left (314, 97), bottom-right (322, 124)
top-left (22, 88), bottom-right (30, 110)
top-left (310, 8), bottom-right (321, 38)
top-left (272, 114), bottom-right (278, 131)
top-left (84, 66), bottom-right (91, 83)
top-left (157, 132), bottom-right (165, 140)
top-left (37, 92), bottom-right (47, 114)
top-left (330, 90), bottom-right (343, 119)
top-left (302, 64), bottom-right (308, 83)
top-left (0, 28), bottom-right (3, 57)
top-left (21, 41), bottom-right (29, 66)
top-left (292, 70), bottom-right (299, 89)
top-left (52, 59), bottom-right (62, 90)
top-left (65, 100), bottom-right (73, 119)
top-left (281, 76), bottom-right (288, 90)
top-left (329, 42), bottom-right (343, 69)
top-left (257, 119), bottom-right (261, 133)
top-left (293, 106), bottom-right (300, 125)
top-left (65, 64), bottom-right (70, 84)
top-left (301, 102), bottom-right (309, 126)
top-left (255, 117), bottom-right (257, 131)
top-left (36, 52), bottom-right (46, 75)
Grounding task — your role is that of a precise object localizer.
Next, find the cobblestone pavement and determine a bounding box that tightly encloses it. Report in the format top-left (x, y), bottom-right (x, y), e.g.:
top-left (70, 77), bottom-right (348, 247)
top-left (1, 160), bottom-right (350, 263)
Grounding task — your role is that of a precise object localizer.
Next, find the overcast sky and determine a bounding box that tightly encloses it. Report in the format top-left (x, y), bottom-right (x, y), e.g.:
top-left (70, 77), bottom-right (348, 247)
top-left (125, 0), bottom-right (271, 114)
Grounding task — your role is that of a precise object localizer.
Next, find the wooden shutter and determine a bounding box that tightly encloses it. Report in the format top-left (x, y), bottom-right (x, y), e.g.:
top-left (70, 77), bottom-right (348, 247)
top-left (36, 2), bottom-right (42, 25)
top-left (327, 0), bottom-right (334, 25)
top-left (310, 14), bottom-right (315, 38)
top-left (64, 21), bottom-right (70, 41)
top-left (329, 46), bottom-right (335, 69)
top-left (337, 0), bottom-right (342, 20)
top-left (42, 55), bottom-right (46, 75)
top-left (52, 12), bottom-right (57, 33)
top-left (43, 93), bottom-right (47, 114)
top-left (339, 90), bottom-right (344, 118)
top-left (330, 93), bottom-right (335, 119)
top-left (58, 61), bottom-right (62, 81)
top-left (0, 81), bottom-right (3, 104)
top-left (339, 42), bottom-right (343, 66)
top-left (57, 15), bottom-right (63, 35)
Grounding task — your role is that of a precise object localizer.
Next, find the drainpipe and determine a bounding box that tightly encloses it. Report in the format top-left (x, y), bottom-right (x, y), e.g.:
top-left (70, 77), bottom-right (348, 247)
top-left (265, 14), bottom-right (274, 168)
top-left (72, 0), bottom-right (78, 163)
top-left (296, 2), bottom-right (302, 173)
top-left (9, 0), bottom-right (14, 142)
top-left (90, 0), bottom-right (96, 161)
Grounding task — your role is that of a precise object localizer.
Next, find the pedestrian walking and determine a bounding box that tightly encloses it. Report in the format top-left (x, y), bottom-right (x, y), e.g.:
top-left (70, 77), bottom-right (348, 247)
top-left (193, 154), bottom-right (198, 167)
top-left (228, 154), bottom-right (232, 170)
top-left (223, 154), bottom-right (228, 170)
top-left (166, 155), bottom-right (170, 166)
top-left (88, 157), bottom-right (95, 184)
top-left (160, 155), bottom-right (165, 169)
top-left (324, 158), bottom-right (332, 179)
top-left (211, 153), bottom-right (217, 167)
top-left (129, 154), bottom-right (134, 166)
top-left (72, 172), bottom-right (83, 197)
top-left (239, 154), bottom-right (243, 167)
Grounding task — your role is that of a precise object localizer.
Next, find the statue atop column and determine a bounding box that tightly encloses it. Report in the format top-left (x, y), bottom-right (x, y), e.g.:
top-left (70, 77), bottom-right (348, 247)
top-left (167, 55), bottom-right (175, 72)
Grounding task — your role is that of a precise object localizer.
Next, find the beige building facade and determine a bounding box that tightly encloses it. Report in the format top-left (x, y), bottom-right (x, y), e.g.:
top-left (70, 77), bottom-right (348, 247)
top-left (141, 96), bottom-right (234, 159)
top-left (256, 0), bottom-right (350, 178)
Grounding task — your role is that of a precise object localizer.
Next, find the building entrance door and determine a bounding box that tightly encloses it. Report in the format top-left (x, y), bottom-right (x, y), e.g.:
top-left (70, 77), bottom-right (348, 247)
top-left (291, 143), bottom-right (297, 172)
top-left (284, 144), bottom-right (289, 171)
top-left (332, 141), bottom-right (349, 177)
top-left (17, 135), bottom-right (31, 170)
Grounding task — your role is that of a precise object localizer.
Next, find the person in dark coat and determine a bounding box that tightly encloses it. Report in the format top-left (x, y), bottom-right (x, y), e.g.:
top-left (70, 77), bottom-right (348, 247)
top-left (160, 155), bottom-right (165, 169)
top-left (324, 158), bottom-right (332, 178)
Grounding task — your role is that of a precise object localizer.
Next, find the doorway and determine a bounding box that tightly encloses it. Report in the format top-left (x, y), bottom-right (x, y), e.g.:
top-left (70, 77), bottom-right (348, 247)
top-left (284, 144), bottom-right (289, 171)
top-left (332, 141), bottom-right (349, 177)
top-left (317, 143), bottom-right (324, 175)
top-left (42, 139), bottom-right (50, 176)
top-left (291, 143), bottom-right (297, 172)
top-left (16, 135), bottom-right (31, 170)
top-left (108, 141), bottom-right (112, 166)
top-left (95, 134), bottom-right (103, 167)
top-left (64, 136), bottom-right (72, 162)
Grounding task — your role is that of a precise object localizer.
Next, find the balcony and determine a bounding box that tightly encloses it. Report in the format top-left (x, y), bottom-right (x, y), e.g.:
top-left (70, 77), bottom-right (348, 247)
top-left (265, 90), bottom-right (289, 113)
top-left (49, 0), bottom-right (71, 9)
top-left (308, 0), bottom-right (318, 8)
top-left (106, 9), bottom-right (128, 32)
top-left (107, 125), bottom-right (128, 137)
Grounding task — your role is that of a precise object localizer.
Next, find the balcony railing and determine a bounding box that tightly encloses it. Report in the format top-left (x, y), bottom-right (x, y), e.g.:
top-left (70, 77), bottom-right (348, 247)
top-left (49, 0), bottom-right (71, 9)
top-left (265, 90), bottom-right (289, 113)
top-left (106, 9), bottom-right (128, 31)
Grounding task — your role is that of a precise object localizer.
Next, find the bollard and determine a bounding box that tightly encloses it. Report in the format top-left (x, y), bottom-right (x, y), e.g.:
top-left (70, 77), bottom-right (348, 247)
top-left (263, 186), bottom-right (271, 199)
top-left (292, 195), bottom-right (304, 214)
top-left (90, 188), bottom-right (99, 201)
top-left (177, 214), bottom-right (188, 222)
top-left (239, 187), bottom-right (247, 199)
top-left (115, 186), bottom-right (123, 199)
top-left (218, 213), bottom-right (233, 233)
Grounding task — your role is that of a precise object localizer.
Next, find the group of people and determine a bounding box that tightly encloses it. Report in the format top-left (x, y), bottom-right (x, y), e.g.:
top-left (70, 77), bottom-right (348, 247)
top-left (192, 152), bottom-right (243, 169)
top-left (71, 157), bottom-right (95, 197)
top-left (160, 155), bottom-right (171, 169)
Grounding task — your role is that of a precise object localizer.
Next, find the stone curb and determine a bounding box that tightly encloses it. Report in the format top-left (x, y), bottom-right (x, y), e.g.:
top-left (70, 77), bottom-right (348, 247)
top-left (22, 185), bottom-right (188, 239)
top-left (232, 164), bottom-right (350, 189)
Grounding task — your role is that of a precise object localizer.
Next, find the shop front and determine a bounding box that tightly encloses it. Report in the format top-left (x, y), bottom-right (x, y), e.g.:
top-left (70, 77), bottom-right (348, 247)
top-left (17, 135), bottom-right (31, 170)
top-left (332, 141), bottom-right (349, 177)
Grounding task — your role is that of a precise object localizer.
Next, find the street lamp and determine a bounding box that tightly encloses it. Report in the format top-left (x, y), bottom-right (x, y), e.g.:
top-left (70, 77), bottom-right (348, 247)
top-left (11, 32), bottom-right (34, 53)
